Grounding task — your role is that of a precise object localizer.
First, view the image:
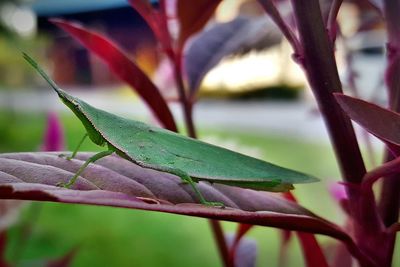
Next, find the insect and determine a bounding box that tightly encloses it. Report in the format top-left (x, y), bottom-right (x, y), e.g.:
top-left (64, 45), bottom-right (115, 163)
top-left (24, 53), bottom-right (318, 207)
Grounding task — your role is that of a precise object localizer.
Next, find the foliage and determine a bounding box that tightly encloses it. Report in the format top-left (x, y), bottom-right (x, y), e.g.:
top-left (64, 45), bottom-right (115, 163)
top-left (0, 1), bottom-right (400, 267)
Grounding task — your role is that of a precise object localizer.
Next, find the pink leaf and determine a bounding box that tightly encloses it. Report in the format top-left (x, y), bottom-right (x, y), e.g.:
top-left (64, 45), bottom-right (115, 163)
top-left (335, 94), bottom-right (400, 147)
top-left (50, 19), bottom-right (177, 132)
top-left (42, 112), bottom-right (64, 152)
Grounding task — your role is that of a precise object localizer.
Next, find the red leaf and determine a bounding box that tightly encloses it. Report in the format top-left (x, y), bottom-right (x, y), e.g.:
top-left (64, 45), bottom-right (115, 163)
top-left (127, 0), bottom-right (172, 53)
top-left (297, 233), bottom-right (329, 267)
top-left (0, 152), bottom-right (374, 266)
top-left (50, 19), bottom-right (177, 132)
top-left (335, 94), bottom-right (400, 146)
top-left (283, 192), bottom-right (329, 267)
top-left (176, 0), bottom-right (222, 51)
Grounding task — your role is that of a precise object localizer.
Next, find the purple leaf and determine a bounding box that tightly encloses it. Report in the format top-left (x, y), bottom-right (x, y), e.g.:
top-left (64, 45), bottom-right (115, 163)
top-left (367, 0), bottom-right (383, 13)
top-left (0, 153), bottom-right (377, 264)
top-left (0, 153), bottom-right (355, 242)
top-left (229, 224), bottom-right (254, 265)
top-left (335, 94), bottom-right (400, 147)
top-left (42, 112), bottom-right (64, 152)
top-left (184, 16), bottom-right (282, 98)
top-left (226, 234), bottom-right (257, 267)
top-left (50, 19), bottom-right (177, 132)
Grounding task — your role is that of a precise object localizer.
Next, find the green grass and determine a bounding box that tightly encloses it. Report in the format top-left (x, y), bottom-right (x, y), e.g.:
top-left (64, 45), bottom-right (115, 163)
top-left (1, 110), bottom-right (345, 267)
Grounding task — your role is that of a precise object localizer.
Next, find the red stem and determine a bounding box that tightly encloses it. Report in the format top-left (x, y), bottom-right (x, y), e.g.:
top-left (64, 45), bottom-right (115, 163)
top-left (363, 155), bottom-right (400, 189)
top-left (288, 1), bottom-right (390, 266)
top-left (378, 1), bottom-right (400, 264)
top-left (168, 27), bottom-right (230, 267)
top-left (290, 0), bottom-right (366, 188)
top-left (172, 51), bottom-right (197, 138)
top-left (387, 223), bottom-right (400, 234)
top-left (380, 0), bottom-right (400, 227)
top-left (326, 0), bottom-right (343, 41)
top-left (172, 51), bottom-right (230, 266)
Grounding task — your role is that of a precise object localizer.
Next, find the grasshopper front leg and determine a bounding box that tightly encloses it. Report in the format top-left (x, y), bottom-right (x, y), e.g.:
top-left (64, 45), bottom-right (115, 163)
top-left (59, 133), bottom-right (88, 160)
top-left (59, 149), bottom-right (114, 188)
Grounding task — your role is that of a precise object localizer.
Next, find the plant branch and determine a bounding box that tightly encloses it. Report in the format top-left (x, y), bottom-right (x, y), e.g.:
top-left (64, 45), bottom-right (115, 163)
top-left (340, 236), bottom-right (378, 267)
top-left (387, 223), bottom-right (400, 234)
top-left (257, 0), bottom-right (301, 54)
top-left (171, 54), bottom-right (229, 267)
top-left (290, 0), bottom-right (366, 187)
top-left (209, 220), bottom-right (233, 267)
top-left (289, 1), bottom-right (390, 265)
top-left (377, 3), bottom-right (400, 264)
top-left (363, 155), bottom-right (400, 189)
top-left (326, 0), bottom-right (343, 41)
top-left (379, 0), bottom-right (400, 229)
top-left (172, 51), bottom-right (197, 138)
top-left (164, 7), bottom-right (228, 262)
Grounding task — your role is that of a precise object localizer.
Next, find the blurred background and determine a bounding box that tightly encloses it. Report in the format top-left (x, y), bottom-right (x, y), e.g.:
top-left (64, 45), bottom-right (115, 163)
top-left (0, 0), bottom-right (395, 266)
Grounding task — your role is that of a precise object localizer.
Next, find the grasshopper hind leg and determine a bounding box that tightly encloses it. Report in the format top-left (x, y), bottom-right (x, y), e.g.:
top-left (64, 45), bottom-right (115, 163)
top-left (165, 168), bottom-right (225, 208)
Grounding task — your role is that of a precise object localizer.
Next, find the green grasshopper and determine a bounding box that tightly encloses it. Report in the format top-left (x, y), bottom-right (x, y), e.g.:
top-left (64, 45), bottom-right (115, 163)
top-left (24, 53), bottom-right (318, 206)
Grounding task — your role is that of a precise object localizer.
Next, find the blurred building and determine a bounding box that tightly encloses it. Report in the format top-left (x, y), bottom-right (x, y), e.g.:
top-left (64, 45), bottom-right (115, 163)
top-left (32, 0), bottom-right (158, 86)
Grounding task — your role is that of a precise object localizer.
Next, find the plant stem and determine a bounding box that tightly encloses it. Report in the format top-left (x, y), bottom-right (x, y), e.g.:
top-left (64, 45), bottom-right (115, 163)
top-left (290, 0), bottom-right (366, 188)
top-left (172, 51), bottom-right (196, 138)
top-left (209, 220), bottom-right (232, 267)
top-left (289, 1), bottom-right (389, 266)
top-left (326, 0), bottom-right (343, 41)
top-left (380, 0), bottom-right (400, 227)
top-left (171, 51), bottom-right (230, 267)
top-left (378, 0), bottom-right (400, 265)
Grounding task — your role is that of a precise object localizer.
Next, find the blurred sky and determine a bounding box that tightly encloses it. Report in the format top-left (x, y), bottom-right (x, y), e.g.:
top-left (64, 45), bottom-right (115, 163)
top-left (31, 0), bottom-right (130, 15)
